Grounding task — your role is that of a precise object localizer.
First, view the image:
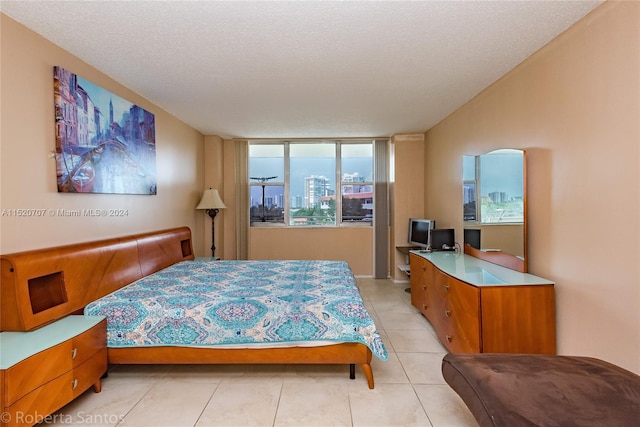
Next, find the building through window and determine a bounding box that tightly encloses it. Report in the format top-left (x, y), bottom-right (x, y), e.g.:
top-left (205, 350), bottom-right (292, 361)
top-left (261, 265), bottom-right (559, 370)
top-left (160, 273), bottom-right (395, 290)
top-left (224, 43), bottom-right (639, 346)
top-left (249, 140), bottom-right (374, 226)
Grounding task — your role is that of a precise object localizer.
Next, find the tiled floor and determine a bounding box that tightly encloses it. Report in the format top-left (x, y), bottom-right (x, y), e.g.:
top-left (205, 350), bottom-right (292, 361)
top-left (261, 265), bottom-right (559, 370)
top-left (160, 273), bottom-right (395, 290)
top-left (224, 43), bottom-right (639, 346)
top-left (49, 278), bottom-right (478, 426)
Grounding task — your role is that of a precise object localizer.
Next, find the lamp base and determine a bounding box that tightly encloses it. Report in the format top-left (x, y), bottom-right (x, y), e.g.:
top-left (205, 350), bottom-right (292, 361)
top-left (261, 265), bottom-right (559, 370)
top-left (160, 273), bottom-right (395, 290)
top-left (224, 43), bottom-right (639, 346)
top-left (206, 209), bottom-right (219, 257)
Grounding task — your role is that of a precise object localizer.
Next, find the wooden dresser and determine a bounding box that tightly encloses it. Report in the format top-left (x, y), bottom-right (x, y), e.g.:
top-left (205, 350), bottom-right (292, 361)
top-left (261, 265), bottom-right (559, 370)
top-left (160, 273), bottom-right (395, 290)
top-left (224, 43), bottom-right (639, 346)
top-left (410, 251), bottom-right (556, 354)
top-left (0, 316), bottom-right (107, 427)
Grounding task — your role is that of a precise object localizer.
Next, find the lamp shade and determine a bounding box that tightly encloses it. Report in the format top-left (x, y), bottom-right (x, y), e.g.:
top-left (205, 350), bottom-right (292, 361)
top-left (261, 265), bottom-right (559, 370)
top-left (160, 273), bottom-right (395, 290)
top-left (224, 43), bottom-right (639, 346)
top-left (196, 188), bottom-right (226, 210)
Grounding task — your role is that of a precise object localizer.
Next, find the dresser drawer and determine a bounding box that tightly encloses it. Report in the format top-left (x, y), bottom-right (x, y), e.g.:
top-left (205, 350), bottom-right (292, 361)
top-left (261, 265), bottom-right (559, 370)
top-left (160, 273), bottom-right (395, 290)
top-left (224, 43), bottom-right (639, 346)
top-left (423, 273), bottom-right (447, 328)
top-left (442, 280), bottom-right (481, 353)
top-left (3, 340), bottom-right (73, 406)
top-left (410, 255), bottom-right (428, 314)
top-left (439, 317), bottom-right (481, 353)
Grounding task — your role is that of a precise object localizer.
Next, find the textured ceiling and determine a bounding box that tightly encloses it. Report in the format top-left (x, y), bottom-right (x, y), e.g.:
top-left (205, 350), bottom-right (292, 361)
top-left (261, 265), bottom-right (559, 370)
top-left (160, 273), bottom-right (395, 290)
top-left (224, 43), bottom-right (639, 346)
top-left (1, 0), bottom-right (603, 139)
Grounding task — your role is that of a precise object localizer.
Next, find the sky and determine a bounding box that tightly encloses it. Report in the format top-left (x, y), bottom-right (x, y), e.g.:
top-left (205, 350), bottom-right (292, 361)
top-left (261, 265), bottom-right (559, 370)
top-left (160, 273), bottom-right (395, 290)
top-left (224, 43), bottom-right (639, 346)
top-left (463, 151), bottom-right (523, 199)
top-left (249, 148), bottom-right (373, 204)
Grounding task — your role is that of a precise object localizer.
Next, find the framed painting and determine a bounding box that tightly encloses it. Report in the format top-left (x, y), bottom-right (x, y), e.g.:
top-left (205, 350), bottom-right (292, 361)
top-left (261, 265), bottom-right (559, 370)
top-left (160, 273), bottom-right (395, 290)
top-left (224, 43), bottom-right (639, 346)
top-left (53, 66), bottom-right (156, 194)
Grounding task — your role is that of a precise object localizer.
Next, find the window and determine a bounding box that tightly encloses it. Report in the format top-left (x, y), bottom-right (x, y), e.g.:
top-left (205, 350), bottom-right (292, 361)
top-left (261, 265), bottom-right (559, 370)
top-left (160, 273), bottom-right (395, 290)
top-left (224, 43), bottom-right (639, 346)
top-left (249, 140), bottom-right (374, 226)
top-left (463, 155), bottom-right (477, 221)
top-left (463, 150), bottom-right (524, 224)
top-left (341, 144), bottom-right (373, 222)
top-left (249, 144), bottom-right (285, 224)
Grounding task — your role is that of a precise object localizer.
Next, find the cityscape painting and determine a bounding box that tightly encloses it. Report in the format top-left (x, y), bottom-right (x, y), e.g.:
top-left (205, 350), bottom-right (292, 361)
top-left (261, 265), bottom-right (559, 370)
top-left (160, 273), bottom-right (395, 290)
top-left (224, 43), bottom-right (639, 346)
top-left (53, 66), bottom-right (156, 194)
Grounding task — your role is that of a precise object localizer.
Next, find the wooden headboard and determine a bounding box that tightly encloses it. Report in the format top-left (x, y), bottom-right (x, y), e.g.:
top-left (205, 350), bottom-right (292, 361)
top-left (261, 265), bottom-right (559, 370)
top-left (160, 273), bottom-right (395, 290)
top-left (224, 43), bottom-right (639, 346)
top-left (0, 227), bottom-right (194, 332)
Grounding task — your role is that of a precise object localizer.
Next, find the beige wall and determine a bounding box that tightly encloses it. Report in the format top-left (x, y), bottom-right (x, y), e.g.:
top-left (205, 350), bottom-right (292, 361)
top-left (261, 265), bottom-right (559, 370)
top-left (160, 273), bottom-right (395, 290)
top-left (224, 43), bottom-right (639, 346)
top-left (424, 1), bottom-right (639, 373)
top-left (249, 227), bottom-right (373, 276)
top-left (390, 134), bottom-right (425, 281)
top-left (220, 138), bottom-right (241, 261)
top-left (0, 15), bottom-right (205, 254)
top-left (200, 135), bottom-right (225, 257)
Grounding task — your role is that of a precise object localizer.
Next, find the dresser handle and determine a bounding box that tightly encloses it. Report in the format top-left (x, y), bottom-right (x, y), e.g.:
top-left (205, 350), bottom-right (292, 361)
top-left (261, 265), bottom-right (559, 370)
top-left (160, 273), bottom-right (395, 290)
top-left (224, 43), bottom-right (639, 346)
top-left (444, 284), bottom-right (450, 292)
top-left (71, 379), bottom-right (78, 390)
top-left (71, 348), bottom-right (77, 359)
top-left (422, 285), bottom-right (427, 290)
top-left (446, 335), bottom-right (453, 343)
top-left (422, 304), bottom-right (427, 309)
top-left (445, 310), bottom-right (451, 317)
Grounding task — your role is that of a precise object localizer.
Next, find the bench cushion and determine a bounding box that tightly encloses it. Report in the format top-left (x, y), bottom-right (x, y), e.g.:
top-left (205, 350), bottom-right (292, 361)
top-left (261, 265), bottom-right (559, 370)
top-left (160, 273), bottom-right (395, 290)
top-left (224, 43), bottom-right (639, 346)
top-left (442, 353), bottom-right (640, 427)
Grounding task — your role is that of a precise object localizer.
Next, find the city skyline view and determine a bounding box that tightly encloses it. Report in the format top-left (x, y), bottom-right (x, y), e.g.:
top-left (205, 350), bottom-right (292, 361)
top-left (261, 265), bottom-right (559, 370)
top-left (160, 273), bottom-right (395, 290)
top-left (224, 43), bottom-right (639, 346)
top-left (463, 151), bottom-right (524, 223)
top-left (249, 147), bottom-right (373, 208)
top-left (249, 143), bottom-right (373, 224)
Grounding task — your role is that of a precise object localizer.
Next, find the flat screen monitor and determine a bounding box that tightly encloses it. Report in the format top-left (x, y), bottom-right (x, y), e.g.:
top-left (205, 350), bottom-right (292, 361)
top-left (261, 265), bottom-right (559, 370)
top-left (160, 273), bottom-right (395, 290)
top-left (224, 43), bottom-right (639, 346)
top-left (430, 228), bottom-right (455, 251)
top-left (408, 219), bottom-right (435, 249)
top-left (464, 229), bottom-right (481, 250)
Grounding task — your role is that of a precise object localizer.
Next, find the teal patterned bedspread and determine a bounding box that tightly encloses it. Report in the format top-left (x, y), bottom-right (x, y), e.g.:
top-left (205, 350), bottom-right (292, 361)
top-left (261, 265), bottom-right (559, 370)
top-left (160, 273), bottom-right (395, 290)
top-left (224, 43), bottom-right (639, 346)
top-left (84, 260), bottom-right (388, 360)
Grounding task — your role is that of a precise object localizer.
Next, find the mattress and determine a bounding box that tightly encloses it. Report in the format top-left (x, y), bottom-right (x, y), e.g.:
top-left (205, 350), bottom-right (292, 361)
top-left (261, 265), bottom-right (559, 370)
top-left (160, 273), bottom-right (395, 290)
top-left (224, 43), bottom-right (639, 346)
top-left (84, 260), bottom-right (388, 361)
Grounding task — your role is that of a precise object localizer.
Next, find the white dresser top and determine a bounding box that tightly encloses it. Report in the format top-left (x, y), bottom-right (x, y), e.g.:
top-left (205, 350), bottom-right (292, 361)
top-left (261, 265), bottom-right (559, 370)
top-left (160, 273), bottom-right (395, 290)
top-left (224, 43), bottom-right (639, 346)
top-left (410, 250), bottom-right (554, 287)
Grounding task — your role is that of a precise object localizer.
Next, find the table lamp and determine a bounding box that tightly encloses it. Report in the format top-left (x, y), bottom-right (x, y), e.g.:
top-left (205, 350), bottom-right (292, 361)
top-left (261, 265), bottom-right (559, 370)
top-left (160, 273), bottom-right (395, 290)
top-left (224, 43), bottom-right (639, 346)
top-left (196, 188), bottom-right (226, 257)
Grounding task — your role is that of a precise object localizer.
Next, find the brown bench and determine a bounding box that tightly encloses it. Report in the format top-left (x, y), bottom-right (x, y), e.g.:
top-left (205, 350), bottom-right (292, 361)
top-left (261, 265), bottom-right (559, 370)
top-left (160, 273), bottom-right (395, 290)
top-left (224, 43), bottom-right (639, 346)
top-left (442, 353), bottom-right (640, 427)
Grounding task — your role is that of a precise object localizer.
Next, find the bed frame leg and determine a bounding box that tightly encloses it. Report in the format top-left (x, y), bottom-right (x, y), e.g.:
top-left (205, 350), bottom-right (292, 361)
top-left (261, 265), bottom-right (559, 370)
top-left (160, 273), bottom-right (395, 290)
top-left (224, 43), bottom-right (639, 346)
top-left (360, 363), bottom-right (375, 389)
top-left (350, 364), bottom-right (355, 379)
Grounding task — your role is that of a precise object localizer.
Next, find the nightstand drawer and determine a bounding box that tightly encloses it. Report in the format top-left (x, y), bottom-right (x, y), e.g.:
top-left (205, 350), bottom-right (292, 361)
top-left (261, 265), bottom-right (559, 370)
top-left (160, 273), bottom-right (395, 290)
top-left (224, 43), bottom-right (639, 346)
top-left (4, 340), bottom-right (73, 406)
top-left (4, 370), bottom-right (75, 427)
top-left (71, 348), bottom-right (108, 399)
top-left (71, 320), bottom-right (106, 366)
top-left (2, 349), bottom-right (107, 427)
top-left (3, 320), bottom-right (106, 407)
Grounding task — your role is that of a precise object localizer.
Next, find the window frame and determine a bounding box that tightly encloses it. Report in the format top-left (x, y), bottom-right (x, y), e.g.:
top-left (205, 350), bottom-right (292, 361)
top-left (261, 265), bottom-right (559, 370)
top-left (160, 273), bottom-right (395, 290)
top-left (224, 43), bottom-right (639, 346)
top-left (249, 139), bottom-right (374, 228)
top-left (249, 142), bottom-right (286, 225)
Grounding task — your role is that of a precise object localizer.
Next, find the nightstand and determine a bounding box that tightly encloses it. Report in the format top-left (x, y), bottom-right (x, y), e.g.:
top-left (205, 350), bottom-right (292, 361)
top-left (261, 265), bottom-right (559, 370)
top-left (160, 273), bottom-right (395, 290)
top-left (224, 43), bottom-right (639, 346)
top-left (0, 316), bottom-right (107, 427)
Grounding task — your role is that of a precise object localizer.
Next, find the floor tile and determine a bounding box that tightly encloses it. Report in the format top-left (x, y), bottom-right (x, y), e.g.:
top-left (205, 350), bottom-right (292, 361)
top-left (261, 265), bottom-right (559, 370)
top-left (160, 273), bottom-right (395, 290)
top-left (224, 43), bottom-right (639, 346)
top-left (196, 381), bottom-right (281, 426)
top-left (397, 352), bottom-right (448, 385)
top-left (414, 385), bottom-right (479, 427)
top-left (370, 352), bottom-right (410, 384)
top-left (376, 311), bottom-right (433, 331)
top-left (119, 380), bottom-right (216, 426)
top-left (349, 383), bottom-right (431, 427)
top-left (47, 379), bottom-right (153, 426)
top-left (370, 295), bottom-right (416, 313)
top-left (386, 328), bottom-right (447, 353)
top-left (274, 382), bottom-right (352, 426)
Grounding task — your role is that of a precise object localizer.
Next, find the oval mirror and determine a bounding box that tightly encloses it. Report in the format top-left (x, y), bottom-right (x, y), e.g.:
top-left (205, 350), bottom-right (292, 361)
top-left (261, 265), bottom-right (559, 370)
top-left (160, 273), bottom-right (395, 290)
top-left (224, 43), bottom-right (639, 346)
top-left (462, 149), bottom-right (527, 272)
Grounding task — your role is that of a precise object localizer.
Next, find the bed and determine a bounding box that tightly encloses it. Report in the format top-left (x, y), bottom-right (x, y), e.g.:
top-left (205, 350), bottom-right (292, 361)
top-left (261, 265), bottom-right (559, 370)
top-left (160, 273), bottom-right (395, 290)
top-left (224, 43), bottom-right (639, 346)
top-left (0, 227), bottom-right (386, 388)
